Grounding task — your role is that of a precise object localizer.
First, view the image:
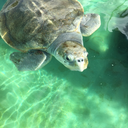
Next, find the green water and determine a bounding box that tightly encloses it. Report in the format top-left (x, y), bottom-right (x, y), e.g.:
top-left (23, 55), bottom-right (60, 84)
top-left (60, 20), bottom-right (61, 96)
top-left (0, 0), bottom-right (128, 128)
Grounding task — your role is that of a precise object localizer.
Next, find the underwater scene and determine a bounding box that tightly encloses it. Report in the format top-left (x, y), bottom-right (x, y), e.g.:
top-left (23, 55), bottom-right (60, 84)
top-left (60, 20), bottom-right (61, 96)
top-left (0, 0), bottom-right (128, 128)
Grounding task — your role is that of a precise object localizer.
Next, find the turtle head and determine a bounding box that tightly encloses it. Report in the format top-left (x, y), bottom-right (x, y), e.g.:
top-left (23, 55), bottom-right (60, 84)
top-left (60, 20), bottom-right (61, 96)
top-left (54, 41), bottom-right (88, 72)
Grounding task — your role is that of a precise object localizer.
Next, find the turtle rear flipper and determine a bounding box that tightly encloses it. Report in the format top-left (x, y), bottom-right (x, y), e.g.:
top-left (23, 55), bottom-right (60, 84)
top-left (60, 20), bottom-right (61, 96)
top-left (80, 13), bottom-right (101, 37)
top-left (10, 50), bottom-right (52, 71)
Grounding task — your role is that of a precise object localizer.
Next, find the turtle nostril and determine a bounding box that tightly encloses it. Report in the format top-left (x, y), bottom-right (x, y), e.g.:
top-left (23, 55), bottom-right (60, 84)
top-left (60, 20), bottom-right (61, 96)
top-left (78, 59), bottom-right (81, 62)
top-left (77, 58), bottom-right (84, 62)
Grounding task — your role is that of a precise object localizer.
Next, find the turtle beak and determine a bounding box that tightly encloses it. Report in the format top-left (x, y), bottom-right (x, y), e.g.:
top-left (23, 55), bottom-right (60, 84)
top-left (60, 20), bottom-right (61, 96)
top-left (76, 58), bottom-right (88, 72)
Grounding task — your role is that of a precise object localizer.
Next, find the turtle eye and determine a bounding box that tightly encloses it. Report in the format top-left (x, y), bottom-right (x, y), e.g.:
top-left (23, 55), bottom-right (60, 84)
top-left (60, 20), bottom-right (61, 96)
top-left (66, 56), bottom-right (70, 61)
top-left (64, 55), bottom-right (71, 61)
top-left (64, 54), bottom-right (74, 61)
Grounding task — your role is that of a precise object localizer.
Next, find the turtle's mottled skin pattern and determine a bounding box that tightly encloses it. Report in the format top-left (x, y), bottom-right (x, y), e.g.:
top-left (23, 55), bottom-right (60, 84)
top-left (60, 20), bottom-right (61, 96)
top-left (56, 41), bottom-right (88, 70)
top-left (0, 0), bottom-right (83, 52)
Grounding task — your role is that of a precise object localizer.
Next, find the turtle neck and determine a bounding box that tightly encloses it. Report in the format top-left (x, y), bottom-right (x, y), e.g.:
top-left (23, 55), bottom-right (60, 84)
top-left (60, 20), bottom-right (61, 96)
top-left (47, 32), bottom-right (83, 56)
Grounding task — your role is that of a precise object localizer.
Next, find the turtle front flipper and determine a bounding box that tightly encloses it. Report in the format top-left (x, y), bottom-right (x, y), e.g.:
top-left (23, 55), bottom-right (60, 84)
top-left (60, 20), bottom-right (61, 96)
top-left (10, 50), bottom-right (52, 71)
top-left (80, 13), bottom-right (101, 37)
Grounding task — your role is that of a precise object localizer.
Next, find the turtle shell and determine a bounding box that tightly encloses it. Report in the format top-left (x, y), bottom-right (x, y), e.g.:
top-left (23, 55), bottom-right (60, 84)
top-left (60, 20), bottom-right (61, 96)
top-left (0, 0), bottom-right (84, 52)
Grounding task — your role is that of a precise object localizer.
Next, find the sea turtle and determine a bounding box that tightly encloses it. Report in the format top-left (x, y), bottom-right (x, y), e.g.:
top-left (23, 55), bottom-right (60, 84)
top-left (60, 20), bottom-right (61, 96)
top-left (0, 0), bottom-right (101, 72)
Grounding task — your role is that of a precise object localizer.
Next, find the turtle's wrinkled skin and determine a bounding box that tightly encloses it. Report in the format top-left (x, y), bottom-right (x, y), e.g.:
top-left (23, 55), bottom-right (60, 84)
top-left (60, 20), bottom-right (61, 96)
top-left (0, 0), bottom-right (101, 72)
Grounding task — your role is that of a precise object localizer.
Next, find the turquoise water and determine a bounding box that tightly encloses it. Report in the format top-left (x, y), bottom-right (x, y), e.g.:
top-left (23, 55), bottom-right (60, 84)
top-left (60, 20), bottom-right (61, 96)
top-left (0, 0), bottom-right (128, 128)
